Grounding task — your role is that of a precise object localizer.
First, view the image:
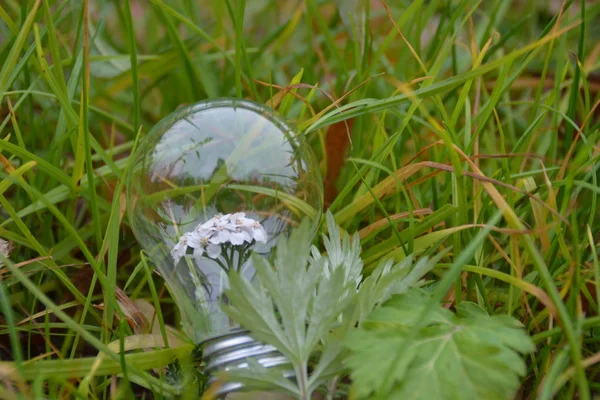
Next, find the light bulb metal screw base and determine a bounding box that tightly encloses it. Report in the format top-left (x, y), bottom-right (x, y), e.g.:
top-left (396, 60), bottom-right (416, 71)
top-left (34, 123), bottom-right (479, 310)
top-left (202, 329), bottom-right (293, 396)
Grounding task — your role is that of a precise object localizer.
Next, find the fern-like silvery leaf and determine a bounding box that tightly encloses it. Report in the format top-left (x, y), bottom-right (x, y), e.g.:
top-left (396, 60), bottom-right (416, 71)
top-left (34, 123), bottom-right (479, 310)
top-left (221, 216), bottom-right (357, 396)
top-left (310, 211), bottom-right (363, 288)
top-left (343, 289), bottom-right (535, 400)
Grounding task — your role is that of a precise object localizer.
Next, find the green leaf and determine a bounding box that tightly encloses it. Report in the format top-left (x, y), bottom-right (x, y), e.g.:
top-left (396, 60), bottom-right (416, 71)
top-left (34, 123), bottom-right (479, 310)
top-left (343, 290), bottom-right (535, 400)
top-left (311, 211), bottom-right (363, 288)
top-left (0, 1), bottom-right (41, 107)
top-left (278, 68), bottom-right (303, 115)
top-left (223, 216), bottom-right (355, 364)
top-left (222, 212), bottom-right (447, 396)
top-left (222, 212), bottom-right (365, 396)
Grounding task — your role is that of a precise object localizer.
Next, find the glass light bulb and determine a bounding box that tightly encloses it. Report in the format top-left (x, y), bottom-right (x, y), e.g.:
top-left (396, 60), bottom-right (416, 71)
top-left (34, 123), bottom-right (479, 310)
top-left (126, 98), bottom-right (323, 345)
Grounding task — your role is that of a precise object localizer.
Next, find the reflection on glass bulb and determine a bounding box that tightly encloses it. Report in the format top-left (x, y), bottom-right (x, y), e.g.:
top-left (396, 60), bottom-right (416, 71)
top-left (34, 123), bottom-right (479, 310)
top-left (126, 98), bottom-right (323, 392)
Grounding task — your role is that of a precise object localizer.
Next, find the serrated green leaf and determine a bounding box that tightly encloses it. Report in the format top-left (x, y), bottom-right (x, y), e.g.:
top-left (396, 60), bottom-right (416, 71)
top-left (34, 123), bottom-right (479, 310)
top-left (343, 290), bottom-right (535, 400)
top-left (311, 211), bottom-right (363, 289)
top-left (222, 212), bottom-right (361, 395)
top-left (223, 212), bottom-right (452, 396)
top-left (224, 217), bottom-right (355, 363)
top-left (221, 262), bottom-right (290, 354)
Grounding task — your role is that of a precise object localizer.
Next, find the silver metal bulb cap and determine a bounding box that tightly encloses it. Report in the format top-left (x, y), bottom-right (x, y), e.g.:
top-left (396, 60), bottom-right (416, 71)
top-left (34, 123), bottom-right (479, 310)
top-left (202, 329), bottom-right (293, 396)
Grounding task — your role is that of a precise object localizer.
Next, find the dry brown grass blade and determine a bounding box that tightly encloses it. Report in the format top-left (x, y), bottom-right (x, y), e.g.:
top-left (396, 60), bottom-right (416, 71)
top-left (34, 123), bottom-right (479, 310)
top-left (93, 287), bottom-right (151, 334)
top-left (382, 0), bottom-right (428, 74)
top-left (451, 144), bottom-right (559, 324)
top-left (425, 162), bottom-right (567, 223)
top-left (298, 72), bottom-right (385, 129)
top-left (335, 161), bottom-right (429, 224)
top-left (336, 159), bottom-right (566, 225)
top-left (0, 152), bottom-right (15, 174)
top-left (450, 223), bottom-right (536, 235)
top-left (114, 287), bottom-right (149, 334)
top-left (0, 255), bottom-right (54, 279)
top-left (255, 80), bottom-right (354, 157)
top-left (407, 170), bottom-right (444, 188)
top-left (256, 81), bottom-right (319, 116)
top-left (358, 208), bottom-right (433, 239)
top-left (382, 75), bottom-right (433, 88)
top-left (451, 144), bottom-right (535, 225)
top-left (404, 139), bottom-right (444, 164)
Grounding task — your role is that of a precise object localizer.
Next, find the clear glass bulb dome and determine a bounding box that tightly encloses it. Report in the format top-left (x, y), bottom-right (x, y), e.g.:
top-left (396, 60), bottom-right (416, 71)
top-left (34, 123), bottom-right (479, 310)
top-left (126, 99), bottom-right (323, 344)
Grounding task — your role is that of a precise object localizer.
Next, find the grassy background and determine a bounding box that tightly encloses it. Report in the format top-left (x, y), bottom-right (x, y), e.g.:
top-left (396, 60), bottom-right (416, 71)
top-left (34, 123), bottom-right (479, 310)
top-left (1, 0), bottom-right (600, 398)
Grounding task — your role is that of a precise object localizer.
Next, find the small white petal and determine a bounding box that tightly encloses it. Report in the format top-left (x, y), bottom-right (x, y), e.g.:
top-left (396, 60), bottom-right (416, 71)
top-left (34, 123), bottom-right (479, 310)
top-left (197, 221), bottom-right (215, 232)
top-left (252, 226), bottom-right (267, 243)
top-left (218, 213), bottom-right (230, 222)
top-left (239, 229), bottom-right (253, 243)
top-left (187, 232), bottom-right (202, 248)
top-left (206, 243), bottom-right (221, 259)
top-left (238, 218), bottom-right (256, 230)
top-left (176, 213), bottom-right (271, 262)
top-left (193, 246), bottom-right (205, 262)
top-left (231, 212), bottom-right (246, 222)
top-left (228, 231), bottom-right (246, 245)
top-left (214, 219), bottom-right (231, 230)
top-left (200, 219), bottom-right (216, 230)
top-left (241, 217), bottom-right (257, 227)
top-left (170, 245), bottom-right (184, 264)
top-left (210, 229), bottom-right (231, 244)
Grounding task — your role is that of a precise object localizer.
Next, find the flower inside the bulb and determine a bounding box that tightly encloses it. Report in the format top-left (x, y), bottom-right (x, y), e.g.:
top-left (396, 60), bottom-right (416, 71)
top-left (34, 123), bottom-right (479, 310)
top-left (170, 212), bottom-right (267, 265)
top-left (126, 99), bottom-right (324, 342)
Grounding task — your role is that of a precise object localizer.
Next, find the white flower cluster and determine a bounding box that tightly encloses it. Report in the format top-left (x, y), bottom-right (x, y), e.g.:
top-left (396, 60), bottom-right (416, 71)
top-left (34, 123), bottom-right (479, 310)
top-left (171, 212), bottom-right (267, 265)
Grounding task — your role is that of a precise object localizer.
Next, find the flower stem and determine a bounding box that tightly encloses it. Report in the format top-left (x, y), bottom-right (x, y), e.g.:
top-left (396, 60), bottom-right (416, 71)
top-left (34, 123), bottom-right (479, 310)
top-left (213, 258), bottom-right (229, 274)
top-left (183, 258), bottom-right (205, 302)
top-left (229, 245), bottom-right (236, 270)
top-left (294, 361), bottom-right (310, 400)
top-left (220, 245), bottom-right (233, 271)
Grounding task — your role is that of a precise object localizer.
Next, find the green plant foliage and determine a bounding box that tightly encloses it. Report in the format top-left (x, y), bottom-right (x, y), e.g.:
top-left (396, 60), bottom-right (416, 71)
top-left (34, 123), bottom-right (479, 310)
top-left (222, 215), bottom-right (355, 398)
top-left (343, 290), bottom-right (535, 400)
top-left (1, 0), bottom-right (599, 397)
top-left (222, 212), bottom-right (444, 398)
